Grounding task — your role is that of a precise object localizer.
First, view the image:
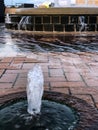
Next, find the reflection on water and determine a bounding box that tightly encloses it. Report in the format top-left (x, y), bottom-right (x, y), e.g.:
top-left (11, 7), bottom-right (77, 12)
top-left (0, 24), bottom-right (98, 56)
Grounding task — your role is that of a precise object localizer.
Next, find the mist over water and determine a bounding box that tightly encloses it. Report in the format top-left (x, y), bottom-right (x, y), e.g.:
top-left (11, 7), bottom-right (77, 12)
top-left (0, 24), bottom-right (98, 57)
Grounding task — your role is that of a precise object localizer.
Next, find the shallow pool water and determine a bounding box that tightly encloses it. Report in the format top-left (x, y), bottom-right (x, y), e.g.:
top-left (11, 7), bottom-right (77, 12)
top-left (0, 24), bottom-right (98, 55)
top-left (0, 100), bottom-right (78, 130)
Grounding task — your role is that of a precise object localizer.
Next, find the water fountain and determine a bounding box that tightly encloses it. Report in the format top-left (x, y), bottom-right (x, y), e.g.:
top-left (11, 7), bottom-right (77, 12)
top-left (79, 16), bottom-right (87, 32)
top-left (5, 13), bottom-right (11, 23)
top-left (18, 16), bottom-right (32, 30)
top-left (5, 5), bottom-right (98, 32)
top-left (0, 64), bottom-right (98, 130)
top-left (1, 3), bottom-right (98, 130)
top-left (0, 64), bottom-right (78, 130)
top-left (27, 64), bottom-right (44, 116)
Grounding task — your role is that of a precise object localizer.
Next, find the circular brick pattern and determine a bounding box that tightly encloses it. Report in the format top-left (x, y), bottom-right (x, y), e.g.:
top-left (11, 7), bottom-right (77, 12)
top-left (0, 91), bottom-right (98, 130)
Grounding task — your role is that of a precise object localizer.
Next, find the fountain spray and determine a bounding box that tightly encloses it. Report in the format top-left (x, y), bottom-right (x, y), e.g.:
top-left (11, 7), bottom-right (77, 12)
top-left (27, 64), bottom-right (44, 116)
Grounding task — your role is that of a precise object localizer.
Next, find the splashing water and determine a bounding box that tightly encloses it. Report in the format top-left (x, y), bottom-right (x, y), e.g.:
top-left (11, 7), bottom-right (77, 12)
top-left (18, 16), bottom-right (31, 30)
top-left (5, 13), bottom-right (11, 23)
top-left (27, 64), bottom-right (44, 116)
top-left (79, 16), bottom-right (87, 32)
top-left (18, 16), bottom-right (26, 30)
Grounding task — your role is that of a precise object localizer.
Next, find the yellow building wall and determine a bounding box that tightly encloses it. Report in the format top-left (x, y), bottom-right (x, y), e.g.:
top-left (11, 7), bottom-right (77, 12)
top-left (76, 0), bottom-right (98, 5)
top-left (95, 0), bottom-right (98, 4)
top-left (76, 0), bottom-right (85, 4)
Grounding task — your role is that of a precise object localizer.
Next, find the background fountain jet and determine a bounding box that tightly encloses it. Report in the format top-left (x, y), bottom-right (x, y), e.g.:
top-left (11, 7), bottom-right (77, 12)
top-left (79, 16), bottom-right (87, 32)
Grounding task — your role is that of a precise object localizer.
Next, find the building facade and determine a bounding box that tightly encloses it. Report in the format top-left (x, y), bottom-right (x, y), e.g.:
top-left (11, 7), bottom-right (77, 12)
top-left (76, 0), bottom-right (98, 6)
top-left (54, 0), bottom-right (98, 6)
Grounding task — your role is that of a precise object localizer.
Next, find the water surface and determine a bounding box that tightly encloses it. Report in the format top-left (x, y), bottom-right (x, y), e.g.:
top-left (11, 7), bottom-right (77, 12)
top-left (0, 24), bottom-right (98, 56)
top-left (0, 100), bottom-right (78, 130)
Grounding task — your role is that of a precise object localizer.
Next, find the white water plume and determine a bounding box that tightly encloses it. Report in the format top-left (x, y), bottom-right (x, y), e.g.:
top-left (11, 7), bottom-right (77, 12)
top-left (5, 13), bottom-right (11, 23)
top-left (18, 16), bottom-right (31, 30)
top-left (79, 16), bottom-right (87, 32)
top-left (27, 64), bottom-right (44, 116)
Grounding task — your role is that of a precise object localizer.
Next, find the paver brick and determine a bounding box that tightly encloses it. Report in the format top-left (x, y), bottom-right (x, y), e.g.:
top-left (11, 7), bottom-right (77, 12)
top-left (49, 69), bottom-right (64, 77)
top-left (0, 57), bottom-right (13, 63)
top-left (6, 69), bottom-right (28, 74)
top-left (65, 72), bottom-right (82, 81)
top-left (14, 77), bottom-right (27, 87)
top-left (0, 63), bottom-right (9, 69)
top-left (13, 57), bottom-right (26, 62)
top-left (45, 77), bottom-right (66, 82)
top-left (22, 63), bottom-right (35, 69)
top-left (85, 79), bottom-right (98, 87)
top-left (0, 52), bottom-right (98, 110)
top-left (51, 87), bottom-right (69, 94)
top-left (0, 74), bottom-right (18, 83)
top-left (0, 83), bottom-right (13, 89)
top-left (73, 94), bottom-right (95, 107)
top-left (50, 81), bottom-right (86, 87)
top-left (70, 87), bottom-right (98, 95)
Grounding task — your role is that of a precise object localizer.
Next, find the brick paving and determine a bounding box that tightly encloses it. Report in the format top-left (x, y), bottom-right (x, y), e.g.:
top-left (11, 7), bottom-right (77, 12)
top-left (0, 52), bottom-right (98, 109)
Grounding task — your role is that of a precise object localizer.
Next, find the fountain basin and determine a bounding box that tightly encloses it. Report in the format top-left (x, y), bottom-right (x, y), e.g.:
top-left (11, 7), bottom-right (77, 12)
top-left (0, 91), bottom-right (98, 130)
top-left (0, 100), bottom-right (77, 130)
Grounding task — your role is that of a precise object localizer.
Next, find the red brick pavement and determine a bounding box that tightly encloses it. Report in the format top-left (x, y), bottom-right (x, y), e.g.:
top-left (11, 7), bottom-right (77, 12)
top-left (0, 52), bottom-right (98, 109)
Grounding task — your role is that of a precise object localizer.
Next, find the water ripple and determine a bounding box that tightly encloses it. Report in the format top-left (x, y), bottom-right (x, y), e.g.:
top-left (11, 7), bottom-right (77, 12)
top-left (0, 25), bottom-right (98, 54)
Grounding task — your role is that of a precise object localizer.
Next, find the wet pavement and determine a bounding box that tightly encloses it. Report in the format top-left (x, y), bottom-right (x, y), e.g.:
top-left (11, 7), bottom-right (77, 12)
top-left (0, 52), bottom-right (98, 109)
top-left (0, 24), bottom-right (98, 110)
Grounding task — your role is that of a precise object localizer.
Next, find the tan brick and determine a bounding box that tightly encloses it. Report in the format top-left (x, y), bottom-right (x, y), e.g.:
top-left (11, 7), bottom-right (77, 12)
top-left (14, 85), bottom-right (26, 89)
top-left (50, 81), bottom-right (86, 87)
top-left (1, 57), bottom-right (13, 63)
top-left (70, 87), bottom-right (98, 95)
top-left (49, 69), bottom-right (64, 77)
top-left (14, 78), bottom-right (27, 87)
top-left (0, 63), bottom-right (9, 69)
top-left (41, 66), bottom-right (48, 73)
top-left (43, 72), bottom-right (49, 78)
top-left (45, 77), bottom-right (66, 82)
top-left (50, 82), bottom-right (68, 87)
top-left (18, 73), bottom-right (27, 78)
top-left (6, 69), bottom-right (28, 74)
top-left (63, 66), bottom-right (78, 73)
top-left (0, 70), bottom-right (5, 77)
top-left (85, 79), bottom-right (98, 87)
top-left (0, 87), bottom-right (25, 97)
top-left (51, 87), bottom-right (69, 94)
top-left (73, 94), bottom-right (94, 107)
top-left (37, 56), bottom-right (48, 62)
top-left (49, 65), bottom-right (62, 69)
top-left (10, 62), bottom-right (23, 69)
top-left (24, 58), bottom-right (40, 63)
top-left (13, 57), bottom-right (26, 62)
top-left (0, 74), bottom-right (18, 83)
top-left (0, 83), bottom-right (13, 89)
top-left (65, 72), bottom-right (82, 81)
top-left (49, 57), bottom-right (60, 63)
top-left (22, 63), bottom-right (35, 69)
